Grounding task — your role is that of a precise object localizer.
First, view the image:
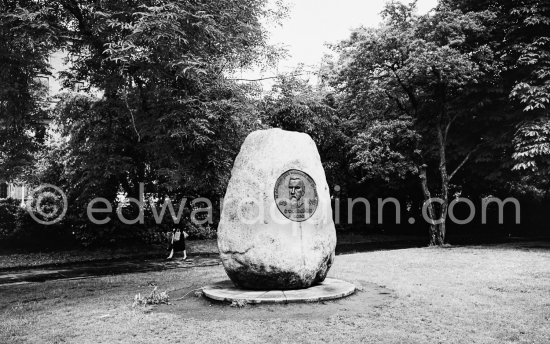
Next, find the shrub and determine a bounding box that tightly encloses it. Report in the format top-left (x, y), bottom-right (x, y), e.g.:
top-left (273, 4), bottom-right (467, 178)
top-left (4, 198), bottom-right (218, 250)
top-left (0, 199), bottom-right (20, 243)
top-left (183, 221), bottom-right (217, 240)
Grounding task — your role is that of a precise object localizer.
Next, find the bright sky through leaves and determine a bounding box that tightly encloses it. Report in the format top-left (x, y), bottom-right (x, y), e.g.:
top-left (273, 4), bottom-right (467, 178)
top-left (269, 0), bottom-right (437, 70)
top-left (234, 0), bottom-right (438, 85)
top-left (49, 0), bottom-right (438, 93)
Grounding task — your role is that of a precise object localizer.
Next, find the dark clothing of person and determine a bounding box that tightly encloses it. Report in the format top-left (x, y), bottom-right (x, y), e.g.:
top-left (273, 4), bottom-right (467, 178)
top-left (168, 230), bottom-right (186, 252)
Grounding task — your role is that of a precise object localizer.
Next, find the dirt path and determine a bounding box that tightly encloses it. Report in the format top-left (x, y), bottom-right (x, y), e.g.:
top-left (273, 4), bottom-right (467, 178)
top-left (0, 254), bottom-right (221, 286)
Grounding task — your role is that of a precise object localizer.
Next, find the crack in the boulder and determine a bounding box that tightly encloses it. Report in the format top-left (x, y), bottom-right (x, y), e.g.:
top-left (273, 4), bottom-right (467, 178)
top-left (223, 246), bottom-right (254, 257)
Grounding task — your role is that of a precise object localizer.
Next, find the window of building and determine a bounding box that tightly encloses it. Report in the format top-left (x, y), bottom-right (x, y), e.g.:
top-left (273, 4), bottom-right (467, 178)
top-left (0, 183), bottom-right (7, 199)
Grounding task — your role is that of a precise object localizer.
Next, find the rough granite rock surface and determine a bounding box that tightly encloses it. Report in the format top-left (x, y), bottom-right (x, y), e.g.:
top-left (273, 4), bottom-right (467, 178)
top-left (217, 128), bottom-right (336, 290)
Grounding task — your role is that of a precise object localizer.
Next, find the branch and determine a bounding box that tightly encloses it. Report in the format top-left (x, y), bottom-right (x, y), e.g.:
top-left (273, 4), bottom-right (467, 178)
top-left (227, 72), bottom-right (314, 82)
top-left (386, 63), bottom-right (419, 113)
top-left (60, 0), bottom-right (105, 54)
top-left (449, 145), bottom-right (479, 181)
top-left (444, 114), bottom-right (457, 143)
top-left (122, 88), bottom-right (141, 143)
top-left (227, 76), bottom-right (283, 82)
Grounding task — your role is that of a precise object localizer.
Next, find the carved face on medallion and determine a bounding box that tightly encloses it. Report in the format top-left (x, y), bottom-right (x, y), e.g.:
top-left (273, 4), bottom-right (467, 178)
top-left (288, 177), bottom-right (305, 204)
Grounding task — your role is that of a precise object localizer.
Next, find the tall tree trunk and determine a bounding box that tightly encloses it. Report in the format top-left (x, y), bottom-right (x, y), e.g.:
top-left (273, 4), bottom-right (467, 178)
top-left (419, 164), bottom-right (446, 246)
top-left (418, 120), bottom-right (450, 247)
top-left (435, 123), bottom-right (449, 245)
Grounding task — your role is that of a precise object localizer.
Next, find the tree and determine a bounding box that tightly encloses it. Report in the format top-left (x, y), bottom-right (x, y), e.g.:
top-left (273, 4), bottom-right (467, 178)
top-left (444, 0), bottom-right (550, 197)
top-left (2, 0), bottom-right (287, 245)
top-left (260, 71), bottom-right (349, 188)
top-left (0, 1), bottom-right (57, 180)
top-left (332, 1), bottom-right (498, 245)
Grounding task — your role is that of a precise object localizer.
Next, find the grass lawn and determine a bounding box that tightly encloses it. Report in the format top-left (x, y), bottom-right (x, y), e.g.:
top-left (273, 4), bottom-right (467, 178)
top-left (1, 242), bottom-right (549, 344)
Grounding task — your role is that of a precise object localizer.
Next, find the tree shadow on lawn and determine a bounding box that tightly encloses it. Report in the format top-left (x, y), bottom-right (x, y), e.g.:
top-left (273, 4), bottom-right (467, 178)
top-left (153, 279), bottom-right (395, 321)
top-left (0, 255), bottom-right (221, 286)
top-left (336, 240), bottom-right (426, 255)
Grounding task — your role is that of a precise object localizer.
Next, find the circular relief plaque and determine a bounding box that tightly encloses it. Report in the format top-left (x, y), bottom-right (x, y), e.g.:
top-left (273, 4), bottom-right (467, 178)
top-left (274, 169), bottom-right (318, 222)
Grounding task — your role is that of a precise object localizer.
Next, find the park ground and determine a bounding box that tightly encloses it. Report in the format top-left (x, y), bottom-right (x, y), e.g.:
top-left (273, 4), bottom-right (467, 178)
top-left (1, 242), bottom-right (549, 344)
top-left (0, 234), bottom-right (426, 270)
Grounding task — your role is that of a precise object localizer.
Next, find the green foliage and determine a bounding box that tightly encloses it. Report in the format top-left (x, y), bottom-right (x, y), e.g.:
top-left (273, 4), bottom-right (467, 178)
top-left (329, 0), bottom-right (515, 244)
top-left (0, 198), bottom-right (74, 249)
top-left (0, 199), bottom-right (19, 241)
top-left (0, 0), bottom-right (286, 248)
top-left (505, 2), bottom-right (550, 112)
top-left (444, 0), bottom-right (550, 196)
top-left (513, 118), bottom-right (550, 172)
top-left (25, 0), bottom-right (280, 201)
top-left (181, 221), bottom-right (217, 240)
top-left (511, 118), bottom-right (550, 196)
top-left (506, 2), bottom-right (550, 184)
top-left (0, 2), bottom-right (54, 179)
top-left (351, 118), bottom-right (420, 184)
top-left (1, 0), bottom-right (288, 247)
top-left (3, 0), bottom-right (549, 248)
top-left (261, 72), bottom-right (349, 187)
top-left (332, 1), bottom-right (493, 191)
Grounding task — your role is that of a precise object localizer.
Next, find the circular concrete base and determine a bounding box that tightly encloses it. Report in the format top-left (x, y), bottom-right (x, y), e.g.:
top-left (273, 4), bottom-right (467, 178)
top-left (202, 278), bottom-right (356, 304)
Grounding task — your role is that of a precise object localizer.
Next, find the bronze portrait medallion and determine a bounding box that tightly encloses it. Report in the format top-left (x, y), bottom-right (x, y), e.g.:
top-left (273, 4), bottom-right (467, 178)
top-left (274, 169), bottom-right (318, 222)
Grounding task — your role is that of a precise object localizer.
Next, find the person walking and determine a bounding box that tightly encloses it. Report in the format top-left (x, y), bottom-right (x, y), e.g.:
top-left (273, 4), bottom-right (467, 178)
top-left (166, 221), bottom-right (188, 260)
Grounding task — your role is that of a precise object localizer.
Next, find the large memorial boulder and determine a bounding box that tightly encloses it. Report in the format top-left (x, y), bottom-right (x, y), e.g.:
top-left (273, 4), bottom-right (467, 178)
top-left (218, 128), bottom-right (336, 290)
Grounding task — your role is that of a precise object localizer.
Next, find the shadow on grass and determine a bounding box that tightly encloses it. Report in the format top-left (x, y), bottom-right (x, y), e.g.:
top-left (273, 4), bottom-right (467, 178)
top-left (336, 240), bottom-right (427, 255)
top-left (0, 254), bottom-right (221, 286)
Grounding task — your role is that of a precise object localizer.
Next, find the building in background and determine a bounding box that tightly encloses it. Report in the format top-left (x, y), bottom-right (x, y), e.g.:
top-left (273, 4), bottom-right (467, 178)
top-left (0, 180), bottom-right (27, 206)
